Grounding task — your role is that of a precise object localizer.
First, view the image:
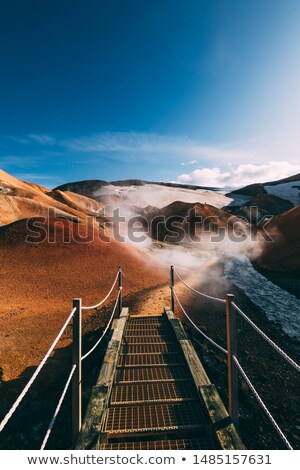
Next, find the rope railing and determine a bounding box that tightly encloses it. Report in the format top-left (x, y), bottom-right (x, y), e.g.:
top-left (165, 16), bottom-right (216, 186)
top-left (2, 262), bottom-right (298, 450)
top-left (0, 307), bottom-right (76, 433)
top-left (0, 266), bottom-right (123, 450)
top-left (71, 267), bottom-right (122, 444)
top-left (40, 364), bottom-right (76, 450)
top-left (171, 265), bottom-right (299, 448)
top-left (174, 268), bottom-right (226, 304)
top-left (233, 356), bottom-right (293, 450)
top-left (81, 271), bottom-right (119, 311)
top-left (232, 302), bottom-right (300, 373)
top-left (81, 290), bottom-right (121, 361)
top-left (173, 267), bottom-right (300, 372)
top-left (172, 288), bottom-right (228, 355)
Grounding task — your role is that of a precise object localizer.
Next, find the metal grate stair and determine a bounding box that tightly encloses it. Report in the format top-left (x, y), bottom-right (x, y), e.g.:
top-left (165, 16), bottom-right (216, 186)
top-left (111, 381), bottom-right (197, 405)
top-left (100, 438), bottom-right (215, 450)
top-left (100, 315), bottom-right (216, 448)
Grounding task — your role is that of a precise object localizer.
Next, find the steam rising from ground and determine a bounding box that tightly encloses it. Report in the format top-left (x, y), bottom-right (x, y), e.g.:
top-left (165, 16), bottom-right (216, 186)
top-left (101, 184), bottom-right (267, 293)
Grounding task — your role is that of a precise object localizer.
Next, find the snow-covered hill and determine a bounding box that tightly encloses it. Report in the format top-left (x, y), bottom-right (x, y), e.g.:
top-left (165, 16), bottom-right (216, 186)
top-left (93, 183), bottom-right (233, 209)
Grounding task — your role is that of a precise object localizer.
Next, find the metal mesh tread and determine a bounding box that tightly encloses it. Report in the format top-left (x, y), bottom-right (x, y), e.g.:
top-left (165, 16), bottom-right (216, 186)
top-left (100, 438), bottom-right (215, 450)
top-left (124, 327), bottom-right (172, 337)
top-left (110, 382), bottom-right (198, 405)
top-left (98, 314), bottom-right (217, 448)
top-left (125, 324), bottom-right (169, 331)
top-left (104, 402), bottom-right (207, 435)
top-left (117, 352), bottom-right (185, 368)
top-left (126, 317), bottom-right (167, 327)
top-left (122, 336), bottom-right (174, 345)
top-left (128, 314), bottom-right (164, 318)
top-left (114, 366), bottom-right (192, 384)
top-left (120, 343), bottom-right (180, 355)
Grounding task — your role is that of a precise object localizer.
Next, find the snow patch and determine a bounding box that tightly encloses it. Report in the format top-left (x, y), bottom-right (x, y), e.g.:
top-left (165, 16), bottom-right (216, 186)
top-left (93, 184), bottom-right (233, 209)
top-left (225, 257), bottom-right (300, 340)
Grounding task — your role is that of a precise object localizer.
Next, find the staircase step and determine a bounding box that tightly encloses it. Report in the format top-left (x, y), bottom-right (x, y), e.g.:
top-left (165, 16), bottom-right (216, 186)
top-left (124, 327), bottom-right (173, 337)
top-left (120, 343), bottom-right (180, 355)
top-left (103, 402), bottom-right (208, 437)
top-left (100, 437), bottom-right (216, 450)
top-left (117, 352), bottom-right (185, 368)
top-left (110, 381), bottom-right (198, 405)
top-left (126, 317), bottom-right (167, 327)
top-left (122, 335), bottom-right (174, 345)
top-left (115, 366), bottom-right (192, 384)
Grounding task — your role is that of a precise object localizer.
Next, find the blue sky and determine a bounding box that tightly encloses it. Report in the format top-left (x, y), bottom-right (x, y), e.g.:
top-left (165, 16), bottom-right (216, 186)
top-left (1, 0), bottom-right (300, 188)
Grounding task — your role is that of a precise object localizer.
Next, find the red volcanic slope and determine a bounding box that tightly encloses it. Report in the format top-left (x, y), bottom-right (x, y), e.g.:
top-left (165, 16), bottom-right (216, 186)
top-left (139, 200), bottom-right (247, 242)
top-left (0, 169), bottom-right (103, 224)
top-left (0, 218), bottom-right (166, 380)
top-left (257, 205), bottom-right (300, 274)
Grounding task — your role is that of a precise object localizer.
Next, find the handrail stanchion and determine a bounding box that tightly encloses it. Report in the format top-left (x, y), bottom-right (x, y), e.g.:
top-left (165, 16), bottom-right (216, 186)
top-left (170, 265), bottom-right (175, 313)
top-left (226, 294), bottom-right (238, 428)
top-left (118, 266), bottom-right (122, 315)
top-left (72, 298), bottom-right (82, 447)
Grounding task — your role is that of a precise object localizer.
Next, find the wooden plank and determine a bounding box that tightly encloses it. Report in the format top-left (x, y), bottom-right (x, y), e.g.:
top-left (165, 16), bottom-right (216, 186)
top-left (199, 384), bottom-right (245, 450)
top-left (199, 384), bottom-right (230, 426)
top-left (120, 307), bottom-right (129, 318)
top-left (95, 340), bottom-right (119, 386)
top-left (164, 307), bottom-right (176, 320)
top-left (180, 340), bottom-right (210, 386)
top-left (111, 318), bottom-right (127, 344)
top-left (169, 319), bottom-right (189, 341)
top-left (216, 423), bottom-right (246, 450)
top-left (76, 309), bottom-right (129, 449)
top-left (75, 386), bottom-right (108, 449)
top-left (165, 307), bottom-right (210, 386)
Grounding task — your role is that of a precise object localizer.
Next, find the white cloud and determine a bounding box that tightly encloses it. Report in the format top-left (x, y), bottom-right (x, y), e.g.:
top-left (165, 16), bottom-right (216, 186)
top-left (181, 160), bottom-right (198, 166)
top-left (5, 132), bottom-right (300, 187)
top-left (177, 161), bottom-right (300, 188)
top-left (15, 173), bottom-right (62, 182)
top-left (28, 134), bottom-right (56, 145)
top-left (63, 132), bottom-right (253, 162)
top-left (8, 136), bottom-right (30, 145)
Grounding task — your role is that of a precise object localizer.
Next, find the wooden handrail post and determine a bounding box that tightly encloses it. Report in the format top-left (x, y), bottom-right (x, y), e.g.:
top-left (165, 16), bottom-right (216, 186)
top-left (225, 293), bottom-right (238, 428)
top-left (118, 266), bottom-right (122, 316)
top-left (72, 298), bottom-right (82, 447)
top-left (170, 265), bottom-right (175, 313)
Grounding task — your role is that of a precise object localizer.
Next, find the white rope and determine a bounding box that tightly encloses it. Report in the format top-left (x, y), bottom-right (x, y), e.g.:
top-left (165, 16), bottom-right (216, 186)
top-left (233, 356), bottom-right (293, 450)
top-left (173, 288), bottom-right (228, 355)
top-left (81, 290), bottom-right (120, 361)
top-left (40, 364), bottom-right (76, 450)
top-left (232, 302), bottom-right (300, 372)
top-left (174, 269), bottom-right (226, 304)
top-left (82, 271), bottom-right (119, 310)
top-left (0, 308), bottom-right (76, 433)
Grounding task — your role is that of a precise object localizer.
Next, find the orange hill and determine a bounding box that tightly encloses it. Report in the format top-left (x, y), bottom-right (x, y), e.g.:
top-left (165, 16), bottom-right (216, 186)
top-left (138, 200), bottom-right (247, 243)
top-left (0, 169), bottom-right (103, 225)
top-left (0, 217), bottom-right (166, 381)
top-left (257, 205), bottom-right (300, 274)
